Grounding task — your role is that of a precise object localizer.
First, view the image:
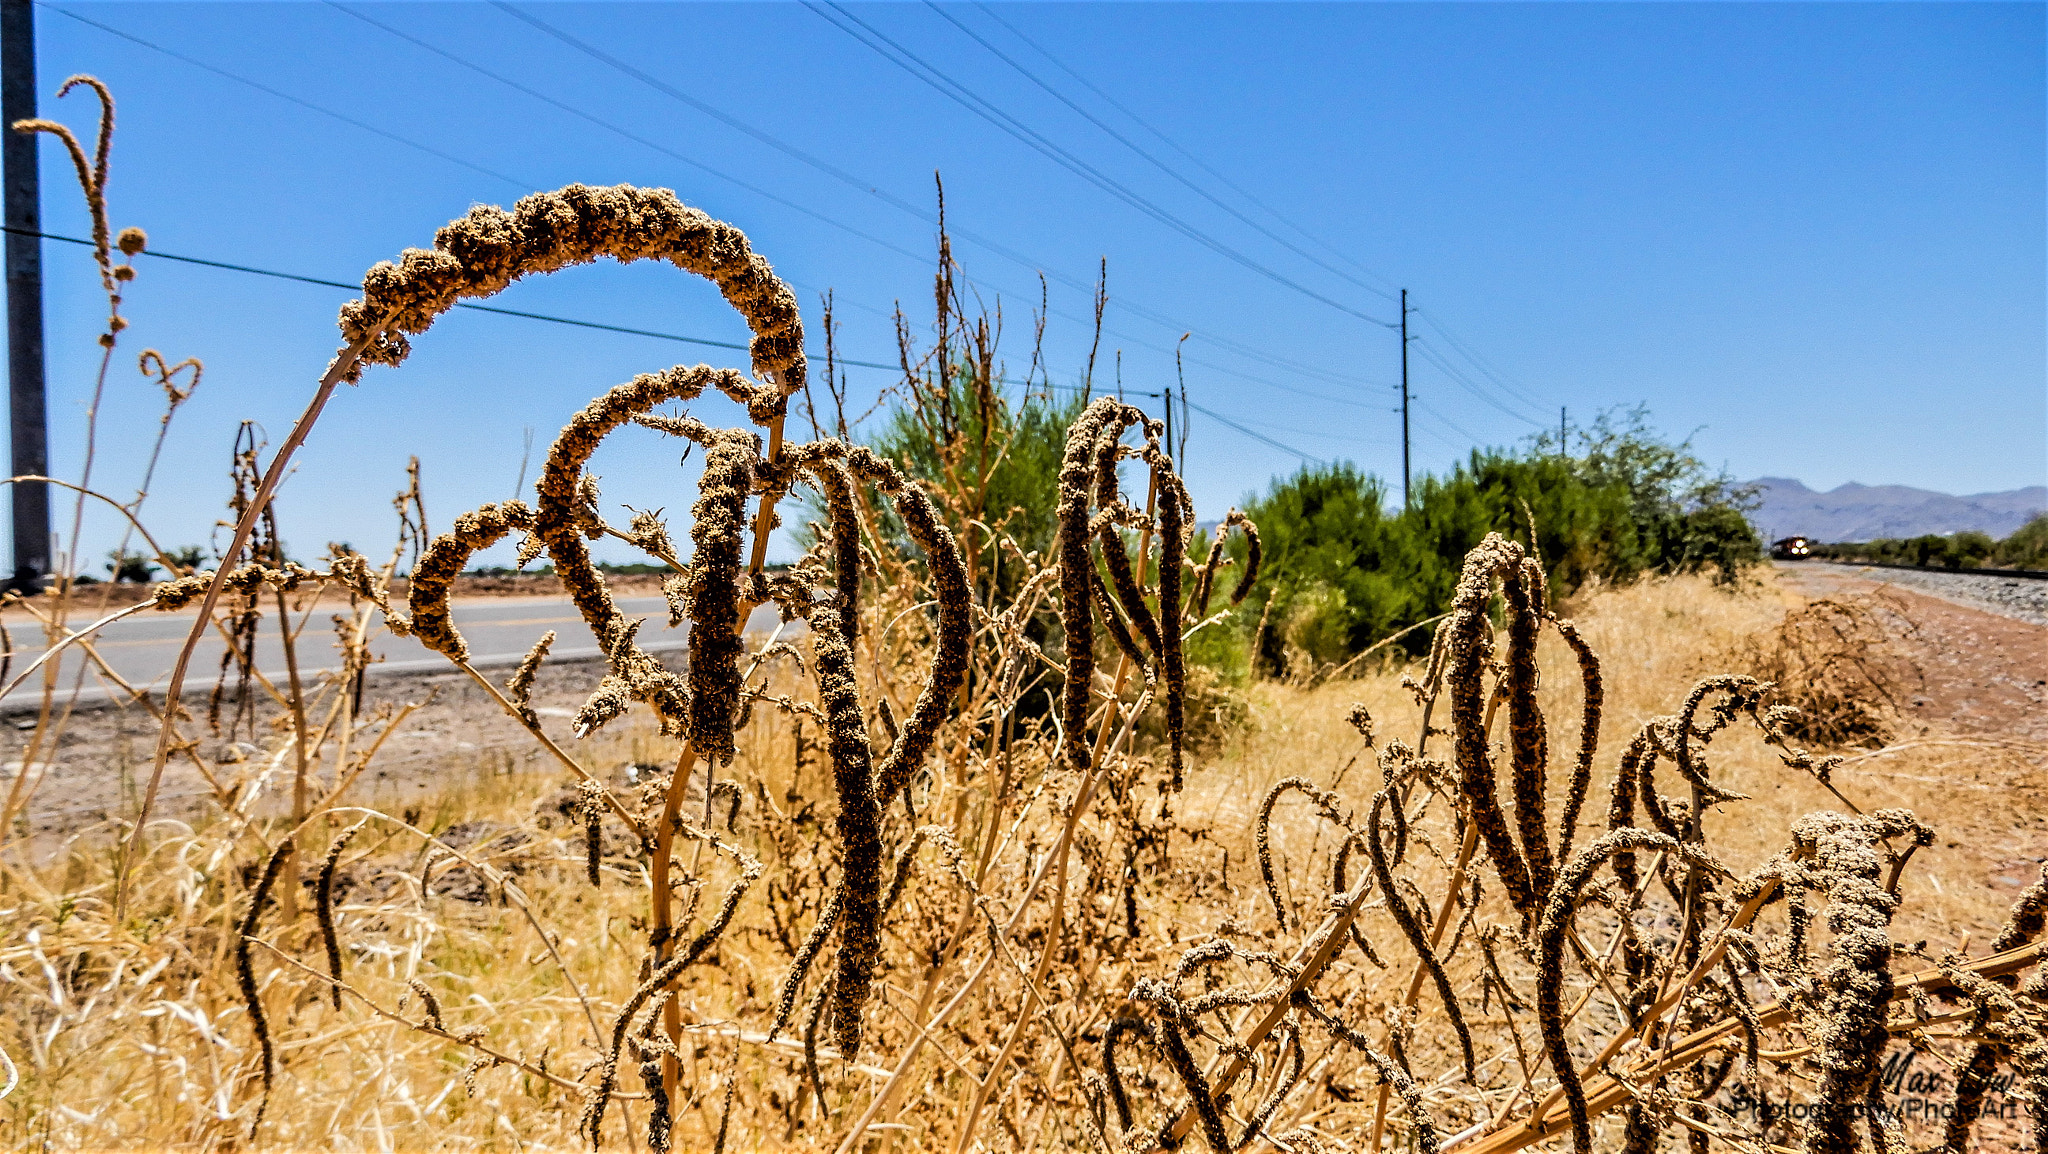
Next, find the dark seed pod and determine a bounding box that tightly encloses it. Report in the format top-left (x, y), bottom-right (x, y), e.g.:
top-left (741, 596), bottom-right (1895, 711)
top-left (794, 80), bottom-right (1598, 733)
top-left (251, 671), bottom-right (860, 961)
top-left (1367, 789), bottom-right (1476, 1083)
top-left (577, 780), bottom-right (605, 887)
top-left (1536, 827), bottom-right (1697, 1154)
top-left (1550, 615), bottom-right (1602, 866)
top-left (504, 630), bottom-right (554, 730)
top-left (1502, 555), bottom-right (1554, 899)
top-left (1154, 466), bottom-right (1191, 790)
top-left (1445, 533), bottom-right (1539, 922)
top-left (316, 820), bottom-right (369, 1011)
top-left (684, 428), bottom-right (758, 762)
top-left (236, 835), bottom-right (295, 1139)
top-left (807, 606), bottom-right (883, 1059)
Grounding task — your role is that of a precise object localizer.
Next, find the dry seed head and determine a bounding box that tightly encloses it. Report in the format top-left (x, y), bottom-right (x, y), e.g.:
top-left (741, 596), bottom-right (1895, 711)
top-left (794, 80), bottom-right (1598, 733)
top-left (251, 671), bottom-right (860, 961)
top-left (15, 77), bottom-right (116, 292)
top-left (504, 630), bottom-right (554, 729)
top-left (1055, 399), bottom-right (1147, 772)
top-left (235, 835), bottom-right (294, 1138)
top-left (1154, 466), bottom-right (1192, 790)
top-left (768, 890), bottom-right (842, 1042)
top-left (807, 606), bottom-right (883, 1059)
top-left (1254, 777), bottom-right (1348, 932)
top-left (405, 977), bottom-right (448, 1032)
top-left (1367, 788), bottom-right (1477, 1082)
top-left (1291, 990), bottom-right (1442, 1154)
top-left (576, 780), bottom-right (605, 887)
top-left (407, 500), bottom-right (535, 661)
top-left (339, 184), bottom-right (804, 394)
top-left (1791, 809), bottom-right (1926, 1154)
top-left (839, 445), bottom-right (972, 806)
top-left (537, 369), bottom-right (748, 734)
top-left (1534, 826), bottom-right (1708, 1154)
top-left (1100, 1015), bottom-right (1155, 1138)
top-left (1446, 533), bottom-right (1540, 920)
top-left (1129, 977), bottom-right (1234, 1152)
top-left (583, 849), bottom-right (761, 1146)
top-left (1550, 615), bottom-right (1603, 866)
top-left (1503, 554), bottom-right (1555, 899)
top-left (683, 427), bottom-right (757, 761)
top-left (316, 819), bottom-right (369, 1012)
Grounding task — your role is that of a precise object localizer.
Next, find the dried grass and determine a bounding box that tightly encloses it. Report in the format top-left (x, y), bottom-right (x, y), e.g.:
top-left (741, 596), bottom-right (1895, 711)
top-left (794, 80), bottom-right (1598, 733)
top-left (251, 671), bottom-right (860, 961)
top-left (1, 89), bottom-right (2042, 1153)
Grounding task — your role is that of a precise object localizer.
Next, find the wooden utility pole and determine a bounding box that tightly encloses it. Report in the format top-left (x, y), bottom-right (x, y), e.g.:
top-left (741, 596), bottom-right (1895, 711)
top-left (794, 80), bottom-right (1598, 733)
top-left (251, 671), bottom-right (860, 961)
top-left (1399, 289), bottom-right (1411, 507)
top-left (3, 0), bottom-right (49, 593)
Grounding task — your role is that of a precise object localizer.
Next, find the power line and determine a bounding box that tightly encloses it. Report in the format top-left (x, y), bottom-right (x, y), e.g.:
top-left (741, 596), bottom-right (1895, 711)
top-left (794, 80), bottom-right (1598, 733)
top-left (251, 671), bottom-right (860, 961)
top-left (970, 2), bottom-right (1407, 303)
top-left (17, 228), bottom-right (1342, 473)
top-left (46, 5), bottom-right (530, 192)
top-left (1414, 396), bottom-right (1489, 448)
top-left (62, 1), bottom-right (1386, 403)
top-left (1181, 396), bottom-right (1323, 466)
top-left (804, 1), bottom-right (1399, 330)
top-left (1412, 306), bottom-right (1545, 410)
top-left (923, 2), bottom-right (1401, 309)
top-left (482, 2), bottom-right (1398, 394)
top-left (1410, 337), bottom-right (1545, 427)
top-left (42, 6), bottom-right (1383, 469)
top-left (326, 2), bottom-right (936, 272)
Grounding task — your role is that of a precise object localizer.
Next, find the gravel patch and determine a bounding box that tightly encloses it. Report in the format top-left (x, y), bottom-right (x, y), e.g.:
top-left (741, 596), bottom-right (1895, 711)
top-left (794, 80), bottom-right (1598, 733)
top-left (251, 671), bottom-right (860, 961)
top-left (1783, 561), bottom-right (2048, 627)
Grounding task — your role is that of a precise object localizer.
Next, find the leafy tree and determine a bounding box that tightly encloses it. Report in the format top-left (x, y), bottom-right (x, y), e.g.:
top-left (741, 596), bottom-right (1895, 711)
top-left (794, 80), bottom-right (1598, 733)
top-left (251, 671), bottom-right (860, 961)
top-left (107, 549), bottom-right (157, 584)
top-left (1994, 515), bottom-right (2048, 568)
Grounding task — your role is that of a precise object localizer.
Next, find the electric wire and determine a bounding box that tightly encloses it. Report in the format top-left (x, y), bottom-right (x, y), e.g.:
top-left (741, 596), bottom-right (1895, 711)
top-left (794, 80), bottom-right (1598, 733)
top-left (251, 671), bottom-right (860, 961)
top-left (803, 0), bottom-right (1399, 329)
top-left (970, 1), bottom-right (1407, 302)
top-left (60, 0), bottom-right (1393, 400)
top-left (34, 6), bottom-right (1522, 474)
top-left (45, 6), bottom-right (530, 192)
top-left (923, 2), bottom-right (1401, 308)
top-left (1411, 338), bottom-right (1545, 427)
top-left (484, 1), bottom-right (1402, 391)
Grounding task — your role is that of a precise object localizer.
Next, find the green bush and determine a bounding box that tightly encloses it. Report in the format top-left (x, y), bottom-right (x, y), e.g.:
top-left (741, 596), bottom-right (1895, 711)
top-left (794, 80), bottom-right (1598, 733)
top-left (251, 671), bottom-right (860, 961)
top-left (1995, 514), bottom-right (2048, 568)
top-left (1218, 406), bottom-right (1758, 675)
top-left (1811, 518), bottom-right (2043, 571)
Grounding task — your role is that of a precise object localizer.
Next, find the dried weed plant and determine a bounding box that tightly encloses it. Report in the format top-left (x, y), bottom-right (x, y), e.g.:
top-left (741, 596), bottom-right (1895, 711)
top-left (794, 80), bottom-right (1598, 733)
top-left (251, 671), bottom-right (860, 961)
top-left (0, 86), bottom-right (2042, 1154)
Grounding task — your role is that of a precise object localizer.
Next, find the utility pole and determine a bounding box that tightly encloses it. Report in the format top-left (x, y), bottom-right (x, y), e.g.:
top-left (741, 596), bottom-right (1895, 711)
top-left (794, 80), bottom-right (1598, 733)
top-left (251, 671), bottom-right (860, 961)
top-left (1399, 289), bottom-right (1411, 507)
top-left (3, 0), bottom-right (49, 593)
top-left (1560, 406), bottom-right (1567, 458)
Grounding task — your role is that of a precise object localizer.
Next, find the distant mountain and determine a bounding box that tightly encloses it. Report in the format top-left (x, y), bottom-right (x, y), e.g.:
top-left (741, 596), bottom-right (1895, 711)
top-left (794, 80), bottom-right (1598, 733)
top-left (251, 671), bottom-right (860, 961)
top-left (1747, 478), bottom-right (2047, 543)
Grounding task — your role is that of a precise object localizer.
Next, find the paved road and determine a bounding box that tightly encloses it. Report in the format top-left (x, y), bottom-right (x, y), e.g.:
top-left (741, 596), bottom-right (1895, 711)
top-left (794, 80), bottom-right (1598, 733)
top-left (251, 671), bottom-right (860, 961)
top-left (0, 596), bottom-right (785, 712)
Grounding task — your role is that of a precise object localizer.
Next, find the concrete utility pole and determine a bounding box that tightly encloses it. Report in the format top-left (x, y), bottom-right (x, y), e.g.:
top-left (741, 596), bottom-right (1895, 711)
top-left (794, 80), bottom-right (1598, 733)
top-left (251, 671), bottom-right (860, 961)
top-left (1399, 289), bottom-right (1411, 507)
top-left (3, 0), bottom-right (49, 593)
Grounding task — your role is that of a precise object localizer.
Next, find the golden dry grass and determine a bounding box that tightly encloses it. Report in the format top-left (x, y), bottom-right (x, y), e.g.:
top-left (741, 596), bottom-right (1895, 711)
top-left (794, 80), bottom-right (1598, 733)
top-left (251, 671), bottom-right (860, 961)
top-left (4, 569), bottom-right (2041, 1151)
top-left (2, 90), bottom-right (2042, 1153)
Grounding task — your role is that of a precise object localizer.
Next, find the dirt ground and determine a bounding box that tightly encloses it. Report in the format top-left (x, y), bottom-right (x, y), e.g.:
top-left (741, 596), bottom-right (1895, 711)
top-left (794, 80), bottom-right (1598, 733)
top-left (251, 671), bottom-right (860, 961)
top-left (1778, 565), bottom-right (2048, 743)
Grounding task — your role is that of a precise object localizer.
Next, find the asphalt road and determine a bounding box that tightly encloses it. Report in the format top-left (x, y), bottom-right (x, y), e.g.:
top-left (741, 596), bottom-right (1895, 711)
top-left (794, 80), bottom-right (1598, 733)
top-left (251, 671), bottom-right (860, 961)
top-left (0, 596), bottom-right (785, 712)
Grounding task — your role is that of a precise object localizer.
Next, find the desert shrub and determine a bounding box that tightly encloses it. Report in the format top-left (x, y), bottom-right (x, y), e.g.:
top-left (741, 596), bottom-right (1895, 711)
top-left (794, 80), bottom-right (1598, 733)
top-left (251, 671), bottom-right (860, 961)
top-left (1814, 522), bottom-right (2041, 570)
top-left (1733, 592), bottom-right (1922, 747)
top-left (1220, 410), bottom-right (1757, 671)
top-left (1997, 513), bottom-right (2048, 567)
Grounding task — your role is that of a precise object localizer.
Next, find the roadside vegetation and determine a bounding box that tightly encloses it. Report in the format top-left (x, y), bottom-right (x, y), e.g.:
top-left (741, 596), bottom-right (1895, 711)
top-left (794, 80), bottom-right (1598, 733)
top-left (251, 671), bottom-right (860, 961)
top-left (1, 80), bottom-right (2041, 1154)
top-left (1809, 515), bottom-right (2048, 571)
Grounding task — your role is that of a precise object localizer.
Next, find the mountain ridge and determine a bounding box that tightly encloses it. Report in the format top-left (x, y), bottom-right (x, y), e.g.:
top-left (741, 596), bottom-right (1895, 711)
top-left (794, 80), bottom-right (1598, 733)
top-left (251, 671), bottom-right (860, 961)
top-left (1747, 477), bottom-right (2046, 542)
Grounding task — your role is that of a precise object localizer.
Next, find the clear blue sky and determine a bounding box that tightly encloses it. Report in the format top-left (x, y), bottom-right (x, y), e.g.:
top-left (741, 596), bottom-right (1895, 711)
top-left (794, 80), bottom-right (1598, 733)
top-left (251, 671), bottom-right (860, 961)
top-left (17, 1), bottom-right (2045, 570)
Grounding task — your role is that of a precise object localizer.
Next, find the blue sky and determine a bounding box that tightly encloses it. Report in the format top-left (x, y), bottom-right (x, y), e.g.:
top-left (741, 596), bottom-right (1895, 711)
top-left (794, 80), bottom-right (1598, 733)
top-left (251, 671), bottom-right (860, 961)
top-left (16, 1), bottom-right (2045, 570)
